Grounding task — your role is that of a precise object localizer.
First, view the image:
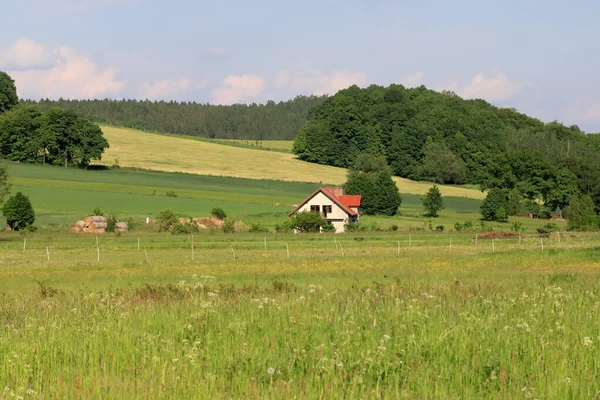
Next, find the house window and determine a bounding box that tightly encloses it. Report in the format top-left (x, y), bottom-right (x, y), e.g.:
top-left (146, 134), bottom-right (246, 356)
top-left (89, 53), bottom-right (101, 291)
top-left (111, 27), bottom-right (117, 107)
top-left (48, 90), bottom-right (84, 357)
top-left (323, 205), bottom-right (332, 217)
top-left (310, 205), bottom-right (320, 213)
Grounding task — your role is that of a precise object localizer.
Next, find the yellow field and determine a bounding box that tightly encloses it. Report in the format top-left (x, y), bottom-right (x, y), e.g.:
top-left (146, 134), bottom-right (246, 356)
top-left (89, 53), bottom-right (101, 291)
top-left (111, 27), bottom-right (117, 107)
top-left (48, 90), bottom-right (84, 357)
top-left (99, 126), bottom-right (484, 199)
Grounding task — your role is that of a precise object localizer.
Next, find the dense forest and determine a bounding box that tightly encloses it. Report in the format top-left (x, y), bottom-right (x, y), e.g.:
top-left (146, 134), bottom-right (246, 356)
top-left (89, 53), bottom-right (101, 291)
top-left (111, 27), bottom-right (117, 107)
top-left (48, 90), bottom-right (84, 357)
top-left (293, 84), bottom-right (600, 214)
top-left (23, 96), bottom-right (327, 140)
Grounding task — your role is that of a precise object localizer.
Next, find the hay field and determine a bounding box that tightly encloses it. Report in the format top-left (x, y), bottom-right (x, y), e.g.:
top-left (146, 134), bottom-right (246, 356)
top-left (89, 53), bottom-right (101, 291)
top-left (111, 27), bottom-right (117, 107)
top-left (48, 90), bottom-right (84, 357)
top-left (1, 233), bottom-right (600, 398)
top-left (98, 126), bottom-right (485, 199)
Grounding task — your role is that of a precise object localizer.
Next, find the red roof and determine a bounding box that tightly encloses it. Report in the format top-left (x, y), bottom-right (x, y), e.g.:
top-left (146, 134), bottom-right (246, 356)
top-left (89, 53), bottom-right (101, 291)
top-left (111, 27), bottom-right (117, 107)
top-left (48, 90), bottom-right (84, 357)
top-left (288, 187), bottom-right (362, 217)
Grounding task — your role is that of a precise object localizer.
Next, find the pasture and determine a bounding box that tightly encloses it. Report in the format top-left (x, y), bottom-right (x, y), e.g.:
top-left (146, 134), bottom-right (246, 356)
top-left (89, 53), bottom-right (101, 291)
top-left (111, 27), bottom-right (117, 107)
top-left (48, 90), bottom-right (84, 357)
top-left (1, 232), bottom-right (600, 398)
top-left (98, 126), bottom-right (485, 199)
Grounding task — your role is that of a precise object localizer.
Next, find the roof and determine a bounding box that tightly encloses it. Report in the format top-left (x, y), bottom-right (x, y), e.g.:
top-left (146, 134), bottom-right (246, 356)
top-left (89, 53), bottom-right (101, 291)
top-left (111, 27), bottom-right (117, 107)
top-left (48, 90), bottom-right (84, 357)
top-left (288, 188), bottom-right (362, 217)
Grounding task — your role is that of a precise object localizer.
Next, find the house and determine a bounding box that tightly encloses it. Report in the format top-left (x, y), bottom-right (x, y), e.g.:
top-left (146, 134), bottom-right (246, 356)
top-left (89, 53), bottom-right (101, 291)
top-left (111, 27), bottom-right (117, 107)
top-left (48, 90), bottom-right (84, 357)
top-left (288, 187), bottom-right (361, 233)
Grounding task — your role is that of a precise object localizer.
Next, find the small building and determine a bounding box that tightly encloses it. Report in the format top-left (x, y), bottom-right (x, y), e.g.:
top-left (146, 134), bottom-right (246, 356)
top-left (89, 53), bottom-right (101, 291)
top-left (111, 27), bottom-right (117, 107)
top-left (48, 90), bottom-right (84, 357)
top-left (288, 187), bottom-right (361, 233)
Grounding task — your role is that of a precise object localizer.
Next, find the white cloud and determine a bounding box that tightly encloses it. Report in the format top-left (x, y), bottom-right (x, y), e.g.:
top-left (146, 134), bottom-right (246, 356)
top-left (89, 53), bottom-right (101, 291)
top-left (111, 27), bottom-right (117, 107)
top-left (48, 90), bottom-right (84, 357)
top-left (139, 77), bottom-right (206, 100)
top-left (402, 71), bottom-right (424, 87)
top-left (462, 70), bottom-right (526, 102)
top-left (564, 100), bottom-right (600, 123)
top-left (212, 74), bottom-right (265, 105)
top-left (0, 37), bottom-right (52, 69)
top-left (273, 69), bottom-right (367, 96)
top-left (2, 38), bottom-right (126, 99)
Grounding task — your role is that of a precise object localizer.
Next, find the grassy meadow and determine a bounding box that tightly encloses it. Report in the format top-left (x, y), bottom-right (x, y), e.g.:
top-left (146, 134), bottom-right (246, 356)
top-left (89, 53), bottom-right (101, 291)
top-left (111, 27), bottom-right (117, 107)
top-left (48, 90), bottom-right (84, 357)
top-left (1, 233), bottom-right (600, 398)
top-left (98, 126), bottom-right (485, 199)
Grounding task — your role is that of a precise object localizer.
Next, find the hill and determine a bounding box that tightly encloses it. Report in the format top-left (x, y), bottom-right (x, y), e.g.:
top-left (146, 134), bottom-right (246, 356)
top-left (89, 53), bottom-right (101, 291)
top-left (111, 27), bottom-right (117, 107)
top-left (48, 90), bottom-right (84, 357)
top-left (23, 95), bottom-right (326, 140)
top-left (98, 125), bottom-right (484, 199)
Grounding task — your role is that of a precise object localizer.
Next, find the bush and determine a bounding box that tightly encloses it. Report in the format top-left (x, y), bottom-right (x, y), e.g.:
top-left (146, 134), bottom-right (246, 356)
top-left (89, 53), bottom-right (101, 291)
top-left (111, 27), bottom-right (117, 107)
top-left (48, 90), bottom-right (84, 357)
top-left (345, 222), bottom-right (367, 232)
top-left (106, 215), bottom-right (117, 232)
top-left (322, 223), bottom-right (336, 233)
top-left (211, 207), bottom-right (227, 220)
top-left (126, 217), bottom-right (137, 231)
top-left (543, 222), bottom-right (559, 232)
top-left (480, 189), bottom-right (509, 222)
top-left (222, 219), bottom-right (235, 233)
top-left (289, 211), bottom-right (329, 233)
top-left (389, 224), bottom-right (399, 231)
top-left (156, 209), bottom-right (178, 232)
top-left (435, 225), bottom-right (445, 232)
top-left (165, 191), bottom-right (178, 198)
top-left (92, 207), bottom-right (103, 216)
top-left (2, 192), bottom-right (35, 231)
top-left (454, 221), bottom-right (473, 232)
top-left (565, 195), bottom-right (599, 231)
top-left (249, 223), bottom-right (269, 233)
top-left (274, 222), bottom-right (292, 233)
top-left (171, 220), bottom-right (199, 235)
top-left (511, 221), bottom-right (523, 232)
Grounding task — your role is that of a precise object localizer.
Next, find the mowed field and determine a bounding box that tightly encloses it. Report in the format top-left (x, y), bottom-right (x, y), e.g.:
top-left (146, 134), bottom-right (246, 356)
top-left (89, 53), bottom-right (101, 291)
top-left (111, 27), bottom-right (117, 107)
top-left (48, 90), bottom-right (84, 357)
top-left (98, 126), bottom-right (485, 199)
top-left (1, 234), bottom-right (600, 398)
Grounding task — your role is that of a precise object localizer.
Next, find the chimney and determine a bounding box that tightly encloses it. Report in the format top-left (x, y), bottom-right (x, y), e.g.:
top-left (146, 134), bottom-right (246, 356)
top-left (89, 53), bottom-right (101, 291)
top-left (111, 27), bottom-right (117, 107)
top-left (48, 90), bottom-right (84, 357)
top-left (332, 187), bottom-right (344, 197)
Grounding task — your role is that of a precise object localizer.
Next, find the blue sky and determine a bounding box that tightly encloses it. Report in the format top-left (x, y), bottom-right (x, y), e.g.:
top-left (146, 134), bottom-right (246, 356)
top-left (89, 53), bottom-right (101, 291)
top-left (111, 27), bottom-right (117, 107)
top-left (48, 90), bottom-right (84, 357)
top-left (2, 0), bottom-right (599, 132)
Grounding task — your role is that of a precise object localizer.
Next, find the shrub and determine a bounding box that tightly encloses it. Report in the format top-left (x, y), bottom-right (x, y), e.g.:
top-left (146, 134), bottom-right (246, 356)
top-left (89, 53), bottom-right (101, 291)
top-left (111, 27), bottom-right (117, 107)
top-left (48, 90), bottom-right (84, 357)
top-left (2, 192), bottom-right (35, 231)
top-left (165, 191), bottom-right (178, 198)
top-left (480, 189), bottom-right (509, 222)
top-left (106, 215), bottom-right (117, 232)
top-left (454, 221), bottom-right (474, 232)
top-left (565, 195), bottom-right (599, 231)
top-left (92, 207), bottom-right (103, 216)
top-left (211, 207), bottom-right (227, 220)
top-left (249, 223), bottom-right (269, 233)
top-left (222, 219), bottom-right (235, 233)
top-left (511, 221), bottom-right (523, 232)
top-left (322, 223), bottom-right (336, 233)
top-left (435, 225), bottom-right (445, 232)
top-left (389, 224), bottom-right (399, 231)
top-left (156, 209), bottom-right (178, 232)
top-left (171, 221), bottom-right (199, 235)
top-left (345, 222), bottom-right (367, 232)
top-left (126, 217), bottom-right (137, 231)
top-left (289, 211), bottom-right (329, 233)
top-left (543, 222), bottom-right (559, 232)
top-left (274, 222), bottom-right (292, 233)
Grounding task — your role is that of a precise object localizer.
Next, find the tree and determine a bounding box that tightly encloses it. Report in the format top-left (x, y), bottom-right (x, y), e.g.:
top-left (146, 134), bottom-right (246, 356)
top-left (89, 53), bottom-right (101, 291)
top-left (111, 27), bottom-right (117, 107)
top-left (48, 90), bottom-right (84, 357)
top-left (480, 189), bottom-right (509, 222)
top-left (0, 164), bottom-right (10, 205)
top-left (211, 207), bottom-right (227, 220)
top-left (2, 192), bottom-right (35, 231)
top-left (0, 106), bottom-right (42, 162)
top-left (155, 209), bottom-right (178, 232)
top-left (419, 137), bottom-right (467, 184)
top-left (422, 185), bottom-right (444, 217)
top-left (288, 211), bottom-right (330, 233)
top-left (0, 72), bottom-right (18, 114)
top-left (344, 153), bottom-right (401, 216)
top-left (564, 195), bottom-right (598, 231)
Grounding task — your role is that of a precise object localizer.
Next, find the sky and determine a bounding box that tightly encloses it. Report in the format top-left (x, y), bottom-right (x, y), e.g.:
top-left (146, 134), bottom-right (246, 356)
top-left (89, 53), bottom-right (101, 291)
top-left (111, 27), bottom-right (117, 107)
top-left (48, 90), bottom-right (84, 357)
top-left (1, 0), bottom-right (600, 132)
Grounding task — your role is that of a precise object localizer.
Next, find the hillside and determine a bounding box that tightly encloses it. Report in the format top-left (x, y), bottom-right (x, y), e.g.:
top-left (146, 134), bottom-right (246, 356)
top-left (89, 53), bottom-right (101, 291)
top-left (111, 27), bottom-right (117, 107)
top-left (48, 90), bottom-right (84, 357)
top-left (98, 126), bottom-right (484, 199)
top-left (23, 95), bottom-right (326, 140)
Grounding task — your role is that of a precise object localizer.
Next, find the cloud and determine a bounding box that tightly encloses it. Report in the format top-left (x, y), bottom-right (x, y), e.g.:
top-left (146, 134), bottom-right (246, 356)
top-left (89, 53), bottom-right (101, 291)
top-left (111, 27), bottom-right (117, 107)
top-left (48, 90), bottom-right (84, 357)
top-left (212, 74), bottom-right (265, 105)
top-left (1, 38), bottom-right (126, 99)
top-left (273, 69), bottom-right (367, 96)
top-left (462, 70), bottom-right (526, 102)
top-left (139, 77), bottom-right (206, 100)
top-left (563, 100), bottom-right (600, 123)
top-left (402, 72), bottom-right (424, 87)
top-left (435, 70), bottom-right (527, 103)
top-left (0, 37), bottom-right (52, 69)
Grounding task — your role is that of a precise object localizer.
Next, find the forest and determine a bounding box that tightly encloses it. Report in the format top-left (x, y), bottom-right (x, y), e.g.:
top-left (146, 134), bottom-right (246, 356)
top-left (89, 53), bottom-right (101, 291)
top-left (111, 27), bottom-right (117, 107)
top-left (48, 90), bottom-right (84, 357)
top-left (23, 95), bottom-right (326, 140)
top-left (292, 84), bottom-right (600, 214)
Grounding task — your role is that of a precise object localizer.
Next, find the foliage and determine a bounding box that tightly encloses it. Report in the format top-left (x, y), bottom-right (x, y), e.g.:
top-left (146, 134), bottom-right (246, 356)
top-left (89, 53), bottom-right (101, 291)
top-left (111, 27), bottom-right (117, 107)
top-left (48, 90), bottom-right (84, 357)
top-left (0, 71), bottom-right (18, 114)
top-left (106, 215), bottom-right (117, 232)
top-left (248, 223), bottom-right (269, 233)
top-left (422, 185), bottom-right (444, 217)
top-left (292, 83), bottom-right (598, 211)
top-left (288, 211), bottom-right (329, 233)
top-left (0, 105), bottom-right (109, 168)
top-left (480, 189), bottom-right (509, 222)
top-left (171, 220), bottom-right (199, 235)
top-left (564, 195), bottom-right (599, 231)
top-left (24, 95), bottom-right (326, 141)
top-left (344, 154), bottom-right (401, 216)
top-left (1, 192), bottom-right (35, 231)
top-left (221, 219), bottom-right (235, 233)
top-left (165, 191), bottom-right (178, 198)
top-left (211, 207), bottom-right (227, 220)
top-left (0, 163), bottom-right (10, 205)
top-left (511, 221), bottom-right (523, 232)
top-left (156, 209), bottom-right (178, 232)
top-left (454, 221), bottom-right (473, 231)
top-left (92, 207), bottom-right (103, 216)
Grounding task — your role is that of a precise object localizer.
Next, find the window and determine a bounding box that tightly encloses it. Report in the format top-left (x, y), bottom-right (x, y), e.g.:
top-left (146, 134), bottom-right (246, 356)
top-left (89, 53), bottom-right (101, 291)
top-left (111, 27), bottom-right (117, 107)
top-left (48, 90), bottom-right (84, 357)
top-left (310, 205), bottom-right (320, 213)
top-left (323, 205), bottom-right (332, 217)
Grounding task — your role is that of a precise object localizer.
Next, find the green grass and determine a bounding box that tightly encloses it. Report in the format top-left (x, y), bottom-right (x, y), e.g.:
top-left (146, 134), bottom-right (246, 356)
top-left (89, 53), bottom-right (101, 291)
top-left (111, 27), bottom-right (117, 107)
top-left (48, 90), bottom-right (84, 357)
top-left (1, 234), bottom-right (600, 398)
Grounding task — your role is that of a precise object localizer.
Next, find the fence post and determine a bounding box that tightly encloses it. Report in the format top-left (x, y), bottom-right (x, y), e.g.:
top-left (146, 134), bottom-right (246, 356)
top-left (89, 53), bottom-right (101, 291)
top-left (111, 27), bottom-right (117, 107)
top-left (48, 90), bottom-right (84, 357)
top-left (340, 242), bottom-right (345, 257)
top-left (144, 246), bottom-right (149, 262)
top-left (540, 237), bottom-right (544, 252)
top-left (557, 231), bottom-right (561, 244)
top-left (23, 238), bottom-right (26, 251)
top-left (397, 240), bottom-right (400, 254)
top-left (492, 239), bottom-right (495, 252)
top-left (96, 236), bottom-right (100, 262)
top-left (231, 245), bottom-right (236, 262)
top-left (409, 235), bottom-right (412, 248)
top-left (286, 243), bottom-right (290, 258)
top-left (46, 246), bottom-right (50, 262)
top-left (334, 237), bottom-right (338, 250)
top-left (192, 235), bottom-right (195, 262)
top-left (449, 239), bottom-right (453, 251)
top-left (475, 234), bottom-right (478, 247)
top-left (138, 238), bottom-right (140, 251)
top-left (519, 234), bottom-right (522, 246)
top-left (264, 237), bottom-right (267, 251)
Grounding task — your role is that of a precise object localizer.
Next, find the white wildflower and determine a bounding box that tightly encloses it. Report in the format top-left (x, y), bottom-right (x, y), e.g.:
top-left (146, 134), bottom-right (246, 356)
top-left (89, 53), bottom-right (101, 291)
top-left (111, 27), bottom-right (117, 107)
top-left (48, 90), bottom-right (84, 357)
top-left (267, 367), bottom-right (275, 375)
top-left (584, 337), bottom-right (593, 346)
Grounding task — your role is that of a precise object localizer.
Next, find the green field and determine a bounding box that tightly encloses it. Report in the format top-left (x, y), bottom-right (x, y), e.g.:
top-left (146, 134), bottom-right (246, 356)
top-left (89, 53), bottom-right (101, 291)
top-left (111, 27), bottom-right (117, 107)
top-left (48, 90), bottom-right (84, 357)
top-left (1, 232), bottom-right (600, 398)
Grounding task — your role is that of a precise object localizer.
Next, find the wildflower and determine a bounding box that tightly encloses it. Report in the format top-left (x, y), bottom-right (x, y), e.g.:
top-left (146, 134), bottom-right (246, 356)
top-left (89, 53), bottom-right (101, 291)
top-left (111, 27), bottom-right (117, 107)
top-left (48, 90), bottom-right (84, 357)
top-left (564, 377), bottom-right (571, 384)
top-left (584, 337), bottom-right (593, 346)
top-left (267, 367), bottom-right (275, 375)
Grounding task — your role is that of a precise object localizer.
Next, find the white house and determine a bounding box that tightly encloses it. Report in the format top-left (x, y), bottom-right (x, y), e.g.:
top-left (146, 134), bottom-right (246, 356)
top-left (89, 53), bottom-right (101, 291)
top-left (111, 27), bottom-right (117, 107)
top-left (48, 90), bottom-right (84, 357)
top-left (288, 187), bottom-right (361, 233)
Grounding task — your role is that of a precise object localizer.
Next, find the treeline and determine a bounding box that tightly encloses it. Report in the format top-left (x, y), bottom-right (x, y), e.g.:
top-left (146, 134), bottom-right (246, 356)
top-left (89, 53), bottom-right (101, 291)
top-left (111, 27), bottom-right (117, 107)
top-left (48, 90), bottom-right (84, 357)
top-left (293, 84), bottom-right (600, 216)
top-left (0, 72), bottom-right (109, 168)
top-left (23, 95), bottom-right (327, 140)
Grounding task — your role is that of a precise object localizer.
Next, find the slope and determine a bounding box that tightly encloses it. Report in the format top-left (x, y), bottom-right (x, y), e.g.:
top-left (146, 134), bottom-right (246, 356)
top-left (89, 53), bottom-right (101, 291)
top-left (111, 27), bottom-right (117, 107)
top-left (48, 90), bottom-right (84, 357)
top-left (98, 126), bottom-right (484, 199)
